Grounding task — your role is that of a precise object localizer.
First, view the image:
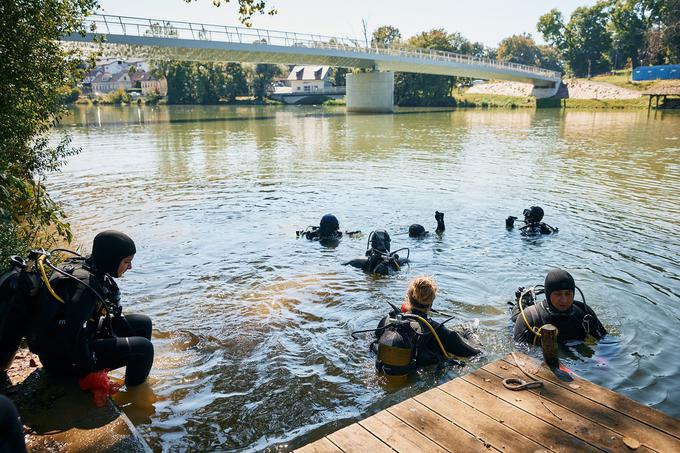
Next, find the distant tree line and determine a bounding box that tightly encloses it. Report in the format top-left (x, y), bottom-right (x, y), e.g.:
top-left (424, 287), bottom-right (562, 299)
top-left (537, 0), bottom-right (680, 77)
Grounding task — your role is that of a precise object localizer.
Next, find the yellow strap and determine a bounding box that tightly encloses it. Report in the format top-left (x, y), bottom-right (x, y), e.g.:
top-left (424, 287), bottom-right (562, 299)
top-left (407, 314), bottom-right (454, 359)
top-left (37, 255), bottom-right (64, 304)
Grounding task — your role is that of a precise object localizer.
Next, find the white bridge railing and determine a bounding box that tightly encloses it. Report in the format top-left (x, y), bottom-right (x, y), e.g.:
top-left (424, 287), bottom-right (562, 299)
top-left (81, 14), bottom-right (561, 80)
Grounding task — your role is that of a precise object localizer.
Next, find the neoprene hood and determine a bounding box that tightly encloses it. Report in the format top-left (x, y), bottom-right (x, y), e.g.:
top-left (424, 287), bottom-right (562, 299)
top-left (544, 269), bottom-right (575, 307)
top-left (90, 230), bottom-right (136, 276)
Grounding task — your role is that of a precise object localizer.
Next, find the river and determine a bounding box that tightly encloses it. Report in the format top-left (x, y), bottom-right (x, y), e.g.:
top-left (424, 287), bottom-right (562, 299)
top-left (51, 105), bottom-right (680, 451)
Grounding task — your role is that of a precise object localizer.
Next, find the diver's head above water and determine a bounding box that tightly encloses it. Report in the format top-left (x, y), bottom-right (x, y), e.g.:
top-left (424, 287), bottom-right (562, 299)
top-left (319, 213), bottom-right (340, 237)
top-left (404, 275), bottom-right (438, 313)
top-left (368, 230), bottom-right (391, 254)
top-left (544, 268), bottom-right (575, 312)
top-left (408, 224), bottom-right (427, 238)
top-left (523, 206), bottom-right (544, 224)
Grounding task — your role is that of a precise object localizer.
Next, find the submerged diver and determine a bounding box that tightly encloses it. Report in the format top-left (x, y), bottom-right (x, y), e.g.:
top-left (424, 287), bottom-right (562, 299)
top-left (371, 276), bottom-right (481, 377)
top-left (408, 211), bottom-right (446, 238)
top-left (296, 214), bottom-right (359, 243)
top-left (343, 230), bottom-right (408, 275)
top-left (30, 231), bottom-right (154, 386)
top-left (505, 206), bottom-right (558, 235)
top-left (512, 268), bottom-right (607, 345)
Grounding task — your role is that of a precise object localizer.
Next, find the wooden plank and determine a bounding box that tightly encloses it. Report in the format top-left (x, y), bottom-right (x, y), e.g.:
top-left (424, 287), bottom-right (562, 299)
top-left (295, 437), bottom-right (343, 453)
top-left (463, 367), bottom-right (656, 453)
top-left (388, 394), bottom-right (499, 452)
top-left (501, 354), bottom-right (680, 440)
top-left (410, 388), bottom-right (540, 452)
top-left (359, 409), bottom-right (449, 452)
top-left (326, 423), bottom-right (393, 453)
top-left (440, 375), bottom-right (599, 452)
top-left (483, 359), bottom-right (680, 452)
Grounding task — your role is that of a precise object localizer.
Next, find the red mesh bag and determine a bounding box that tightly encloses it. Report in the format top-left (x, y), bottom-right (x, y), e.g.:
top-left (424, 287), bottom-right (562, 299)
top-left (78, 369), bottom-right (121, 407)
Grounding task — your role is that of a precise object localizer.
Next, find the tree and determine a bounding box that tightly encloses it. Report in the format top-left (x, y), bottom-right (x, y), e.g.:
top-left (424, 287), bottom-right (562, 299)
top-left (609, 0), bottom-right (647, 68)
top-left (564, 4), bottom-right (612, 77)
top-left (537, 45), bottom-right (564, 73)
top-left (0, 0), bottom-right (97, 261)
top-left (331, 67), bottom-right (349, 86)
top-left (371, 25), bottom-right (401, 48)
top-left (222, 63), bottom-right (249, 102)
top-left (497, 33), bottom-right (540, 66)
top-left (537, 9), bottom-right (566, 48)
top-left (393, 29), bottom-right (465, 106)
top-left (251, 64), bottom-right (282, 100)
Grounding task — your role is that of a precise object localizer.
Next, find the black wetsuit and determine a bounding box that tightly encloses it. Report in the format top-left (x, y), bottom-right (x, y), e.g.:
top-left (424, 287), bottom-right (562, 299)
top-left (513, 300), bottom-right (607, 344)
top-left (345, 251), bottom-right (408, 275)
top-left (520, 222), bottom-right (557, 235)
top-left (30, 259), bottom-right (153, 386)
top-left (0, 395), bottom-right (26, 453)
top-left (302, 229), bottom-right (342, 242)
top-left (376, 309), bottom-right (480, 366)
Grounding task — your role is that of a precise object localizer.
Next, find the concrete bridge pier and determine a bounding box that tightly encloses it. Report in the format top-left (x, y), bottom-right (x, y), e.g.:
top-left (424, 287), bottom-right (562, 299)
top-left (346, 71), bottom-right (394, 113)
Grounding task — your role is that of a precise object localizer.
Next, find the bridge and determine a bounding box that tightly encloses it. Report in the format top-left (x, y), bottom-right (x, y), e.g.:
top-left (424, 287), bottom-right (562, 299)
top-left (62, 14), bottom-right (562, 112)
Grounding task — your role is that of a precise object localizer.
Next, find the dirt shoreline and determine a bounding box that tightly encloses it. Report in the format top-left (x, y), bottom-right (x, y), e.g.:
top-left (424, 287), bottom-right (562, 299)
top-left (2, 348), bottom-right (150, 452)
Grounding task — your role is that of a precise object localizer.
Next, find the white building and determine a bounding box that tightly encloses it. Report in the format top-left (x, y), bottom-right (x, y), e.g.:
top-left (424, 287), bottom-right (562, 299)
top-left (285, 66), bottom-right (333, 93)
top-left (91, 71), bottom-right (132, 94)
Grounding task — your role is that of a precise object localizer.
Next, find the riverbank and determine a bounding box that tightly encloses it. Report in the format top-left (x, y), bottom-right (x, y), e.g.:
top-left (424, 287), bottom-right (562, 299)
top-left (2, 348), bottom-right (149, 452)
top-left (462, 78), bottom-right (679, 109)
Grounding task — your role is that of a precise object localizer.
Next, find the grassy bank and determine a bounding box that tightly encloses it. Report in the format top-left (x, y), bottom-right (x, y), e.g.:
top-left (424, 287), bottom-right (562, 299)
top-left (537, 97), bottom-right (648, 109)
top-left (454, 94), bottom-right (536, 108)
top-left (588, 70), bottom-right (655, 92)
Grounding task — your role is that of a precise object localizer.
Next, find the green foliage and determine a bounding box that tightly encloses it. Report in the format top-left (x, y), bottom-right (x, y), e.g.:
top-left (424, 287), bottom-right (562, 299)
top-left (251, 64), bottom-right (282, 100)
top-left (564, 4), bottom-right (612, 77)
top-left (538, 9), bottom-right (566, 48)
top-left (371, 25), bottom-right (401, 48)
top-left (103, 87), bottom-right (131, 104)
top-left (0, 0), bottom-right (97, 263)
top-left (537, 1), bottom-right (679, 76)
top-left (609, 0), bottom-right (646, 68)
top-left (62, 86), bottom-right (83, 104)
top-left (394, 29), bottom-right (469, 106)
top-left (158, 61), bottom-right (251, 104)
top-left (331, 67), bottom-right (349, 86)
top-left (497, 34), bottom-right (540, 66)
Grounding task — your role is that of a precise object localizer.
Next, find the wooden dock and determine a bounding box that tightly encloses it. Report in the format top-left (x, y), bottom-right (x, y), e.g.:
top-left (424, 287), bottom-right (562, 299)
top-left (296, 352), bottom-right (680, 452)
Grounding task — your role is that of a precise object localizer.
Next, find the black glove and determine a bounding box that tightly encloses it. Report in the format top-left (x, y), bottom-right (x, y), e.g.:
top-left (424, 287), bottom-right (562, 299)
top-left (435, 211), bottom-right (444, 222)
top-left (505, 216), bottom-right (517, 228)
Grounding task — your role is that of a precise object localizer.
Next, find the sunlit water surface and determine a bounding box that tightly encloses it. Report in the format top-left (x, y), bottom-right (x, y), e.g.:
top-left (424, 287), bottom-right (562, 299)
top-left (51, 105), bottom-right (680, 451)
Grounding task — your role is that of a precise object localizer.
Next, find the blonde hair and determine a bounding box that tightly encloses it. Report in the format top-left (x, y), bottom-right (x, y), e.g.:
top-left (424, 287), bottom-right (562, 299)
top-left (405, 276), bottom-right (438, 311)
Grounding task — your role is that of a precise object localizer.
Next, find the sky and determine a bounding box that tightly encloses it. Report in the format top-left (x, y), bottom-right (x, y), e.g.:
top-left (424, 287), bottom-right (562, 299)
top-left (97, 0), bottom-right (598, 48)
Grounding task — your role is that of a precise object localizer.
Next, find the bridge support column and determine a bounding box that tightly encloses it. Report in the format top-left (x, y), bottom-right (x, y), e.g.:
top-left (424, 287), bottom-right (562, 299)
top-left (346, 71), bottom-right (394, 113)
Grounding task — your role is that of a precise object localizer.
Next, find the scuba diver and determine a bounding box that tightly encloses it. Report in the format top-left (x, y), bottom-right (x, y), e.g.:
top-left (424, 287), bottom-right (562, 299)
top-left (0, 395), bottom-right (26, 453)
top-left (296, 214), bottom-right (360, 244)
top-left (505, 206), bottom-right (558, 235)
top-left (511, 268), bottom-right (607, 345)
top-left (367, 276), bottom-right (481, 380)
top-left (30, 231), bottom-right (154, 387)
top-left (408, 211), bottom-right (446, 238)
top-left (343, 230), bottom-right (408, 275)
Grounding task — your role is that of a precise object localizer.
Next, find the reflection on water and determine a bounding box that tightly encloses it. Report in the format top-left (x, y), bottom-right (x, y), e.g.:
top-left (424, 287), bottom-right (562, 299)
top-left (52, 105), bottom-right (680, 451)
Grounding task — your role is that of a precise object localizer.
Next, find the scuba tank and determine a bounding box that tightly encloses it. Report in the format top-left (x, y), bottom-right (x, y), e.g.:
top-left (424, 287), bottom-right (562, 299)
top-left (364, 230), bottom-right (409, 275)
top-left (374, 315), bottom-right (416, 384)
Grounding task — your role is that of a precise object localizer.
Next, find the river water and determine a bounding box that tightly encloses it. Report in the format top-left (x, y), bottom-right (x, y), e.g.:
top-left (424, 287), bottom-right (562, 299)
top-left (51, 105), bottom-right (679, 451)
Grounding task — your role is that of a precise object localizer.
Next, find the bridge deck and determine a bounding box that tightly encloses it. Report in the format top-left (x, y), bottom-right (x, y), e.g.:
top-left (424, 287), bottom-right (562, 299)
top-left (295, 352), bottom-right (680, 452)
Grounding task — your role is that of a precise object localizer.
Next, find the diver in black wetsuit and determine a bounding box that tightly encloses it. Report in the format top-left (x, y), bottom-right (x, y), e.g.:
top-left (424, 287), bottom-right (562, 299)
top-left (343, 230), bottom-right (409, 275)
top-left (372, 276), bottom-right (481, 375)
top-left (30, 231), bottom-right (154, 386)
top-left (0, 395), bottom-right (26, 453)
top-left (296, 214), bottom-right (360, 245)
top-left (512, 269), bottom-right (607, 345)
top-left (408, 211), bottom-right (446, 238)
top-left (505, 206), bottom-right (558, 235)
